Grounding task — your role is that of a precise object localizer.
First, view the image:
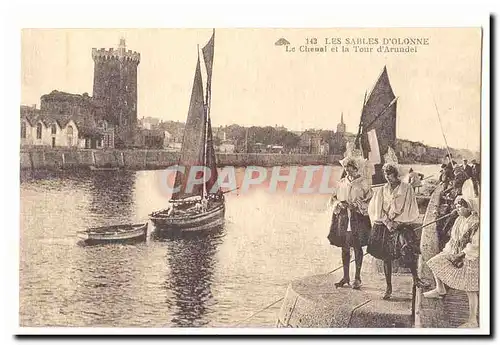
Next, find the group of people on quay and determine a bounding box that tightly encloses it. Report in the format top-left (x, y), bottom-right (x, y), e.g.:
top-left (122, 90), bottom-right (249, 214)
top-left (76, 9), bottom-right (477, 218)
top-left (327, 153), bottom-right (481, 328)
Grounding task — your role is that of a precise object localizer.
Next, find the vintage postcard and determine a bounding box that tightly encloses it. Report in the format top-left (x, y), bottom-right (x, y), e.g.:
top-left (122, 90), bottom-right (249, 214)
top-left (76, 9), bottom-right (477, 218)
top-left (17, 25), bottom-right (489, 335)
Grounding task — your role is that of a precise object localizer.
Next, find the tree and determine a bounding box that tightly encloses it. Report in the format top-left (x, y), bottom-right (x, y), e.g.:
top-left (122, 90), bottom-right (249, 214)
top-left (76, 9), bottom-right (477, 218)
top-left (226, 124), bottom-right (246, 141)
top-left (280, 131), bottom-right (300, 150)
top-left (213, 136), bottom-right (222, 147)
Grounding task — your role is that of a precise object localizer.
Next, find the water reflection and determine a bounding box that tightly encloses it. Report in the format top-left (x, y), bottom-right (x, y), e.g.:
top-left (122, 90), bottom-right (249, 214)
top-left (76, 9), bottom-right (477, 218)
top-left (67, 243), bottom-right (147, 327)
top-left (162, 228), bottom-right (225, 327)
top-left (86, 171), bottom-right (136, 225)
top-left (21, 166), bottom-right (440, 327)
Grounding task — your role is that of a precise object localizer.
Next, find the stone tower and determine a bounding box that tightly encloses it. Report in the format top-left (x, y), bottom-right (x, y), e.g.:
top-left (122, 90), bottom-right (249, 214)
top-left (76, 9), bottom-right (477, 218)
top-left (337, 112), bottom-right (346, 134)
top-left (92, 38), bottom-right (140, 147)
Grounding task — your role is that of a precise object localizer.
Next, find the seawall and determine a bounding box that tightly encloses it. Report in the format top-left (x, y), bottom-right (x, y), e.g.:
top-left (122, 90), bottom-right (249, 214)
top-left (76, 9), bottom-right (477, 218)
top-left (19, 148), bottom-right (343, 171)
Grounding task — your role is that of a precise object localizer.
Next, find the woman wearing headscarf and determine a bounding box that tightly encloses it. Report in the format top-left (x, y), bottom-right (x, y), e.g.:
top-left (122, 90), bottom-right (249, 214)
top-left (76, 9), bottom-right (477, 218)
top-left (327, 157), bottom-right (372, 290)
top-left (423, 194), bottom-right (480, 328)
top-left (367, 163), bottom-right (430, 300)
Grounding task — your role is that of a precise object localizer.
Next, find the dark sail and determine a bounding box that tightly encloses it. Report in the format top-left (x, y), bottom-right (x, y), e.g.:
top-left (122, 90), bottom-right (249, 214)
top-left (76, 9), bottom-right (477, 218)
top-left (358, 66), bottom-right (397, 183)
top-left (171, 57), bottom-right (207, 200)
top-left (202, 29), bottom-right (215, 94)
top-left (202, 30), bottom-right (219, 195)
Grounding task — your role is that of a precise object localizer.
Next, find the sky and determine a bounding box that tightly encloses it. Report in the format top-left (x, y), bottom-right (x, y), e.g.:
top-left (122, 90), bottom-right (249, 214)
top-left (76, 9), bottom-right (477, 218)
top-left (21, 28), bottom-right (482, 151)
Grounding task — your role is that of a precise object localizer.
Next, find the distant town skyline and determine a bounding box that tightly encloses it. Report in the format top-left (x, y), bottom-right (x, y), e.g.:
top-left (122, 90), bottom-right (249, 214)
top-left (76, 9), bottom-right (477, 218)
top-left (21, 28), bottom-right (482, 152)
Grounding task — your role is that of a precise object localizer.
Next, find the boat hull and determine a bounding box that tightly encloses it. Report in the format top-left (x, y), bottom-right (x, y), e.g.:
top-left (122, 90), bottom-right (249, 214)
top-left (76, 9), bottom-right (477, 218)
top-left (77, 223), bottom-right (148, 245)
top-left (150, 202), bottom-right (225, 234)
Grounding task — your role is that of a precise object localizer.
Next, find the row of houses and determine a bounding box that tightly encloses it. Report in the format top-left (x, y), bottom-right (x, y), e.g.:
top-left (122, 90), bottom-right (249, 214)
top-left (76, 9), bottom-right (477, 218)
top-left (21, 105), bottom-right (113, 149)
top-left (20, 98), bottom-right (168, 150)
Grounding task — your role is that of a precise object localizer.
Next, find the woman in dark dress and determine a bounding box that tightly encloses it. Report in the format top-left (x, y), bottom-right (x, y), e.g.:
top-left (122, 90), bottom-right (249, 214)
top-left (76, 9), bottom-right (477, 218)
top-left (367, 163), bottom-right (430, 299)
top-left (327, 157), bottom-right (372, 290)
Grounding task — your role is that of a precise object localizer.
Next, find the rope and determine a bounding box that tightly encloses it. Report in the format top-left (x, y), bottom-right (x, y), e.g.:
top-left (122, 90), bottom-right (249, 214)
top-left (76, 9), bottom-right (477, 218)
top-left (347, 299), bottom-right (372, 327)
top-left (232, 297), bottom-right (284, 327)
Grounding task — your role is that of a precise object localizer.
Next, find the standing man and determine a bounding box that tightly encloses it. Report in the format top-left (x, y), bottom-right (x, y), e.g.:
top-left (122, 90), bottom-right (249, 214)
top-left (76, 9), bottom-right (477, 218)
top-left (445, 154), bottom-right (456, 181)
top-left (462, 159), bottom-right (473, 179)
top-left (439, 163), bottom-right (451, 190)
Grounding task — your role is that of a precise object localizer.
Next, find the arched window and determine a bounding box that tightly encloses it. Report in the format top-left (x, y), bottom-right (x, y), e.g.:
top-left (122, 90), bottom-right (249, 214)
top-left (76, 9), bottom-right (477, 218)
top-left (67, 125), bottom-right (74, 146)
top-left (51, 124), bottom-right (57, 135)
top-left (36, 123), bottom-right (42, 139)
top-left (21, 121), bottom-right (27, 139)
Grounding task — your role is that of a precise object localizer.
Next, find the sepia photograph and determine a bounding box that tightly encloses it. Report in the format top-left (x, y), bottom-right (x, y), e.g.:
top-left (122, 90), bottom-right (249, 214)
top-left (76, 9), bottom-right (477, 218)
top-left (14, 16), bottom-right (490, 336)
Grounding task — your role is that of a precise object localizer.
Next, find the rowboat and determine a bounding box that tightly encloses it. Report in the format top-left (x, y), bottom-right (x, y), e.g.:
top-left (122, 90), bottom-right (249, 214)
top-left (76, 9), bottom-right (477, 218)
top-left (77, 223), bottom-right (148, 245)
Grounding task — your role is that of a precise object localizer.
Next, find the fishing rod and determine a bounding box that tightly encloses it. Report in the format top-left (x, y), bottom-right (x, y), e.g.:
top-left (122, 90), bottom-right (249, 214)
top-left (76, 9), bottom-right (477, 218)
top-left (433, 99), bottom-right (456, 169)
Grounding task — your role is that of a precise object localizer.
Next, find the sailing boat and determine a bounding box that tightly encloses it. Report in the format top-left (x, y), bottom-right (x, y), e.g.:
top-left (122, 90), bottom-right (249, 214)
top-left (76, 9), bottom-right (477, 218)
top-left (354, 66), bottom-right (398, 184)
top-left (150, 30), bottom-right (225, 232)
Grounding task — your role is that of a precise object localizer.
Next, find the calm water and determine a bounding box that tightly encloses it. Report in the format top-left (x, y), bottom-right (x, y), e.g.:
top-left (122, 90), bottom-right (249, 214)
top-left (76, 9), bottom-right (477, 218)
top-left (19, 165), bottom-right (438, 327)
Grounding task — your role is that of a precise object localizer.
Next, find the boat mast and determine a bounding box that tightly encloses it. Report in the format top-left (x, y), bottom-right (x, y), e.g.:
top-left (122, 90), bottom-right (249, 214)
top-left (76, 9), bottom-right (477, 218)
top-left (201, 29), bottom-right (216, 198)
top-left (354, 90), bottom-right (368, 150)
top-left (202, 93), bottom-right (209, 200)
top-left (202, 34), bottom-right (214, 198)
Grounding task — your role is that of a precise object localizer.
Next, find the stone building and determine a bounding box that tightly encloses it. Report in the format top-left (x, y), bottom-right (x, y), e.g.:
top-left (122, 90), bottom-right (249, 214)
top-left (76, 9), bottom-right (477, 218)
top-left (139, 117), bottom-right (160, 130)
top-left (92, 38), bottom-right (140, 147)
top-left (20, 38), bottom-right (142, 149)
top-left (21, 104), bottom-right (105, 149)
top-left (133, 128), bottom-right (165, 149)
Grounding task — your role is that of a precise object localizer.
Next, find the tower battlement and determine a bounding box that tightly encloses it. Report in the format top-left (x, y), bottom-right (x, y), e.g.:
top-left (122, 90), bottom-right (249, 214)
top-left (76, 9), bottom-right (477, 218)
top-left (92, 47), bottom-right (141, 64)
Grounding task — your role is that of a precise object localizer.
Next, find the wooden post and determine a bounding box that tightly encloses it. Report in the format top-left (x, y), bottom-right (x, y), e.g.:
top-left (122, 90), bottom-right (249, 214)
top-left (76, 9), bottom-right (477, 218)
top-left (92, 151), bottom-right (96, 166)
top-left (61, 152), bottom-right (65, 170)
